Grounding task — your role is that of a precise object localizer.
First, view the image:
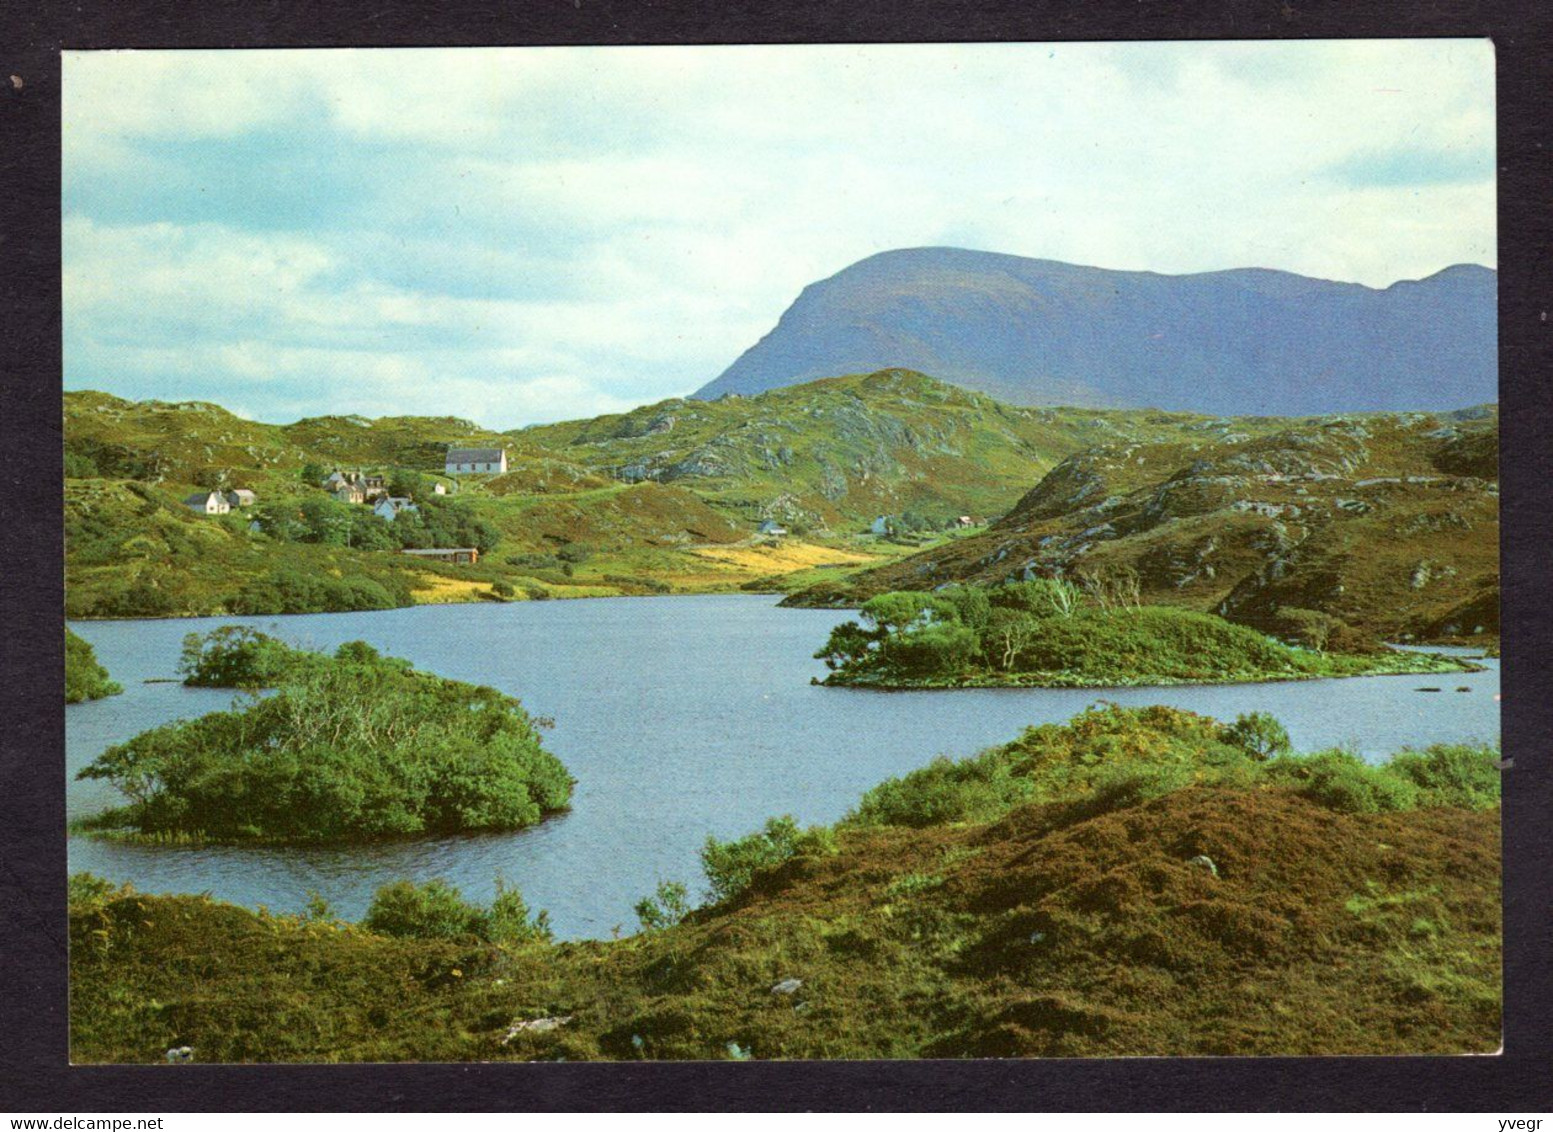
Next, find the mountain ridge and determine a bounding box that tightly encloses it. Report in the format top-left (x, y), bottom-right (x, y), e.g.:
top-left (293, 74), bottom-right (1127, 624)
top-left (695, 247), bottom-right (1497, 415)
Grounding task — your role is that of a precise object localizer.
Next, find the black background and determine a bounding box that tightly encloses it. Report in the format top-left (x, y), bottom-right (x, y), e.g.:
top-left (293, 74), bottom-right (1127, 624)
top-left (2, 0), bottom-right (1549, 1112)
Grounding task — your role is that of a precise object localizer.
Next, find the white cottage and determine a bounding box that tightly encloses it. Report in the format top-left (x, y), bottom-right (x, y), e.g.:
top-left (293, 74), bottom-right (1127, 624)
top-left (184, 491), bottom-right (231, 515)
top-left (445, 447), bottom-right (507, 475)
top-left (373, 496), bottom-right (419, 522)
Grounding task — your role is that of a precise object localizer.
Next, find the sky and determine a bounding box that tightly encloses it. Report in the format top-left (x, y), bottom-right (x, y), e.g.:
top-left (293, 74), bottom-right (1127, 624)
top-left (62, 40), bottom-right (1496, 429)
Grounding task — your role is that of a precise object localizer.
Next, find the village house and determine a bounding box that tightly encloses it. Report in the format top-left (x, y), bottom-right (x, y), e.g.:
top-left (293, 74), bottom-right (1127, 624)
top-left (953, 515), bottom-right (975, 529)
top-left (401, 547), bottom-right (480, 565)
top-left (321, 470), bottom-right (387, 503)
top-left (183, 491), bottom-right (231, 515)
top-left (225, 489), bottom-right (258, 508)
top-left (445, 447), bottom-right (508, 475)
top-left (373, 496), bottom-right (418, 522)
top-left (869, 515), bottom-right (893, 535)
top-left (757, 519), bottom-right (788, 537)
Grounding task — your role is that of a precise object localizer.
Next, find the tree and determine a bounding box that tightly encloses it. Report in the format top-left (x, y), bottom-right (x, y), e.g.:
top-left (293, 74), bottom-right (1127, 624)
top-left (814, 620), bottom-right (882, 670)
top-left (985, 608), bottom-right (1040, 671)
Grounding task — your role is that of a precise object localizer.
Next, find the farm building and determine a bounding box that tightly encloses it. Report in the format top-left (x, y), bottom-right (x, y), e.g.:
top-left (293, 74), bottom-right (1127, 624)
top-left (401, 547), bottom-right (480, 565)
top-left (183, 491), bottom-right (231, 515)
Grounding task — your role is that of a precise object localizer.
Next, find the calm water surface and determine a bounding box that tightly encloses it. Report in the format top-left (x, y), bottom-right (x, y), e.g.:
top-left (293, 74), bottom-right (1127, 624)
top-left (67, 595), bottom-right (1499, 939)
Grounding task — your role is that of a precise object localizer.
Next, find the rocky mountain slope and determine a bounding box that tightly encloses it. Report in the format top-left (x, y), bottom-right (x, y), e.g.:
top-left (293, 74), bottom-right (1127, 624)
top-left (515, 369), bottom-right (1269, 531)
top-left (695, 248), bottom-right (1497, 416)
top-left (788, 406), bottom-right (1499, 646)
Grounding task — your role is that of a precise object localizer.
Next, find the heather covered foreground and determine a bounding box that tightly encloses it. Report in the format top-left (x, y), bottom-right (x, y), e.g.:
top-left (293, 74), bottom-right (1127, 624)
top-left (70, 706), bottom-right (1500, 1062)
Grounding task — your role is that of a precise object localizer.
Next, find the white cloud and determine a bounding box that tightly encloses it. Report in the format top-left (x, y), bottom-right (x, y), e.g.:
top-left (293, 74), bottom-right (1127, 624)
top-left (63, 40), bottom-right (1495, 426)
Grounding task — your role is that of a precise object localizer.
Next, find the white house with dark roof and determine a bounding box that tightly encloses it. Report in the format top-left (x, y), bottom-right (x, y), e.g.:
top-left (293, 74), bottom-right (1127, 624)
top-left (184, 491), bottom-right (231, 515)
top-left (445, 447), bottom-right (507, 475)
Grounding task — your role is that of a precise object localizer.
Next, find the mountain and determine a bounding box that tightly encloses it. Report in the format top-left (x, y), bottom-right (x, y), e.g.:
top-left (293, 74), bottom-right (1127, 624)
top-left (786, 405), bottom-right (1500, 647)
top-left (694, 248), bottom-right (1497, 416)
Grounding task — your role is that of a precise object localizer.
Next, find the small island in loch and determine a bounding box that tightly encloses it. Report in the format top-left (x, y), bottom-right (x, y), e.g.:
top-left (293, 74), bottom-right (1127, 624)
top-left (75, 629), bottom-right (573, 845)
top-left (65, 629), bottom-right (122, 704)
top-left (814, 580), bottom-right (1481, 690)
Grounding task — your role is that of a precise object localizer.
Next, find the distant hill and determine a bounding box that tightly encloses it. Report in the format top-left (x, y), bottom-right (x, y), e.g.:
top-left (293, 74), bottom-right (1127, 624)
top-left (786, 404), bottom-right (1500, 646)
top-left (694, 248), bottom-right (1497, 416)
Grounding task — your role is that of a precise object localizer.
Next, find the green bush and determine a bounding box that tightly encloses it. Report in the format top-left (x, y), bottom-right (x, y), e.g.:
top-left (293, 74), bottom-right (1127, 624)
top-left (364, 877), bottom-right (551, 944)
top-left (67, 871), bottom-right (130, 912)
top-left (850, 750), bottom-right (1033, 829)
top-left (634, 880), bottom-right (692, 931)
top-left (1386, 743), bottom-right (1501, 810)
top-left (65, 630), bottom-right (122, 703)
top-left (701, 816), bottom-right (833, 904)
top-left (879, 622), bottom-right (979, 676)
top-left (1267, 750), bottom-right (1421, 814)
top-left (364, 879), bottom-right (487, 940)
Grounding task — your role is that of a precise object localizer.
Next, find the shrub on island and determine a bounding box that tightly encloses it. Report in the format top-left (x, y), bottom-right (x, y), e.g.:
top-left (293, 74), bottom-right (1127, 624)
top-left (816, 579), bottom-right (1476, 688)
top-left (78, 634), bottom-right (572, 843)
top-left (66, 630), bottom-right (122, 703)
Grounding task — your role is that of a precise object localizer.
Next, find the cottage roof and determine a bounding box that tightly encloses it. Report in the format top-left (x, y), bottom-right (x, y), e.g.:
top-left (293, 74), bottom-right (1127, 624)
top-left (184, 491), bottom-right (221, 506)
top-left (446, 447), bottom-right (505, 463)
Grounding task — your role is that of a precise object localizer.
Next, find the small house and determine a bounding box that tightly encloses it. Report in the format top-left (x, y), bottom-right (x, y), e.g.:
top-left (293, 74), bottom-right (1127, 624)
top-left (322, 470), bottom-right (349, 490)
top-left (184, 491), bottom-right (231, 515)
top-left (331, 483), bottom-right (366, 505)
top-left (869, 516), bottom-right (892, 535)
top-left (954, 515), bottom-right (975, 529)
top-left (225, 488), bottom-right (257, 508)
top-left (445, 447), bottom-right (508, 475)
top-left (401, 547), bottom-right (480, 565)
top-left (373, 496), bottom-right (419, 523)
top-left (757, 520), bottom-right (788, 537)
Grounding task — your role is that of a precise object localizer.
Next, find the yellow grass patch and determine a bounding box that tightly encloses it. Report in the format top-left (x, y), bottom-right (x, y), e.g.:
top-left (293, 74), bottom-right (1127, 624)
top-left (409, 573), bottom-right (492, 603)
top-left (688, 539), bottom-right (875, 575)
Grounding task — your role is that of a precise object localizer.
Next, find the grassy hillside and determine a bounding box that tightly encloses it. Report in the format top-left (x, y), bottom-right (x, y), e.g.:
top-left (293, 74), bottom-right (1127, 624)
top-left (65, 374), bottom-right (1264, 616)
top-left (789, 408), bottom-right (1499, 648)
top-left (69, 705), bottom-right (1500, 1062)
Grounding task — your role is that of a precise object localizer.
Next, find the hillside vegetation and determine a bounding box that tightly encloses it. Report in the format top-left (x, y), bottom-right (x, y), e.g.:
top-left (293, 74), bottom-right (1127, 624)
top-left (69, 705), bottom-right (1500, 1062)
top-left (814, 580), bottom-right (1477, 689)
top-left (65, 374), bottom-right (1271, 617)
top-left (790, 407), bottom-right (1499, 648)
